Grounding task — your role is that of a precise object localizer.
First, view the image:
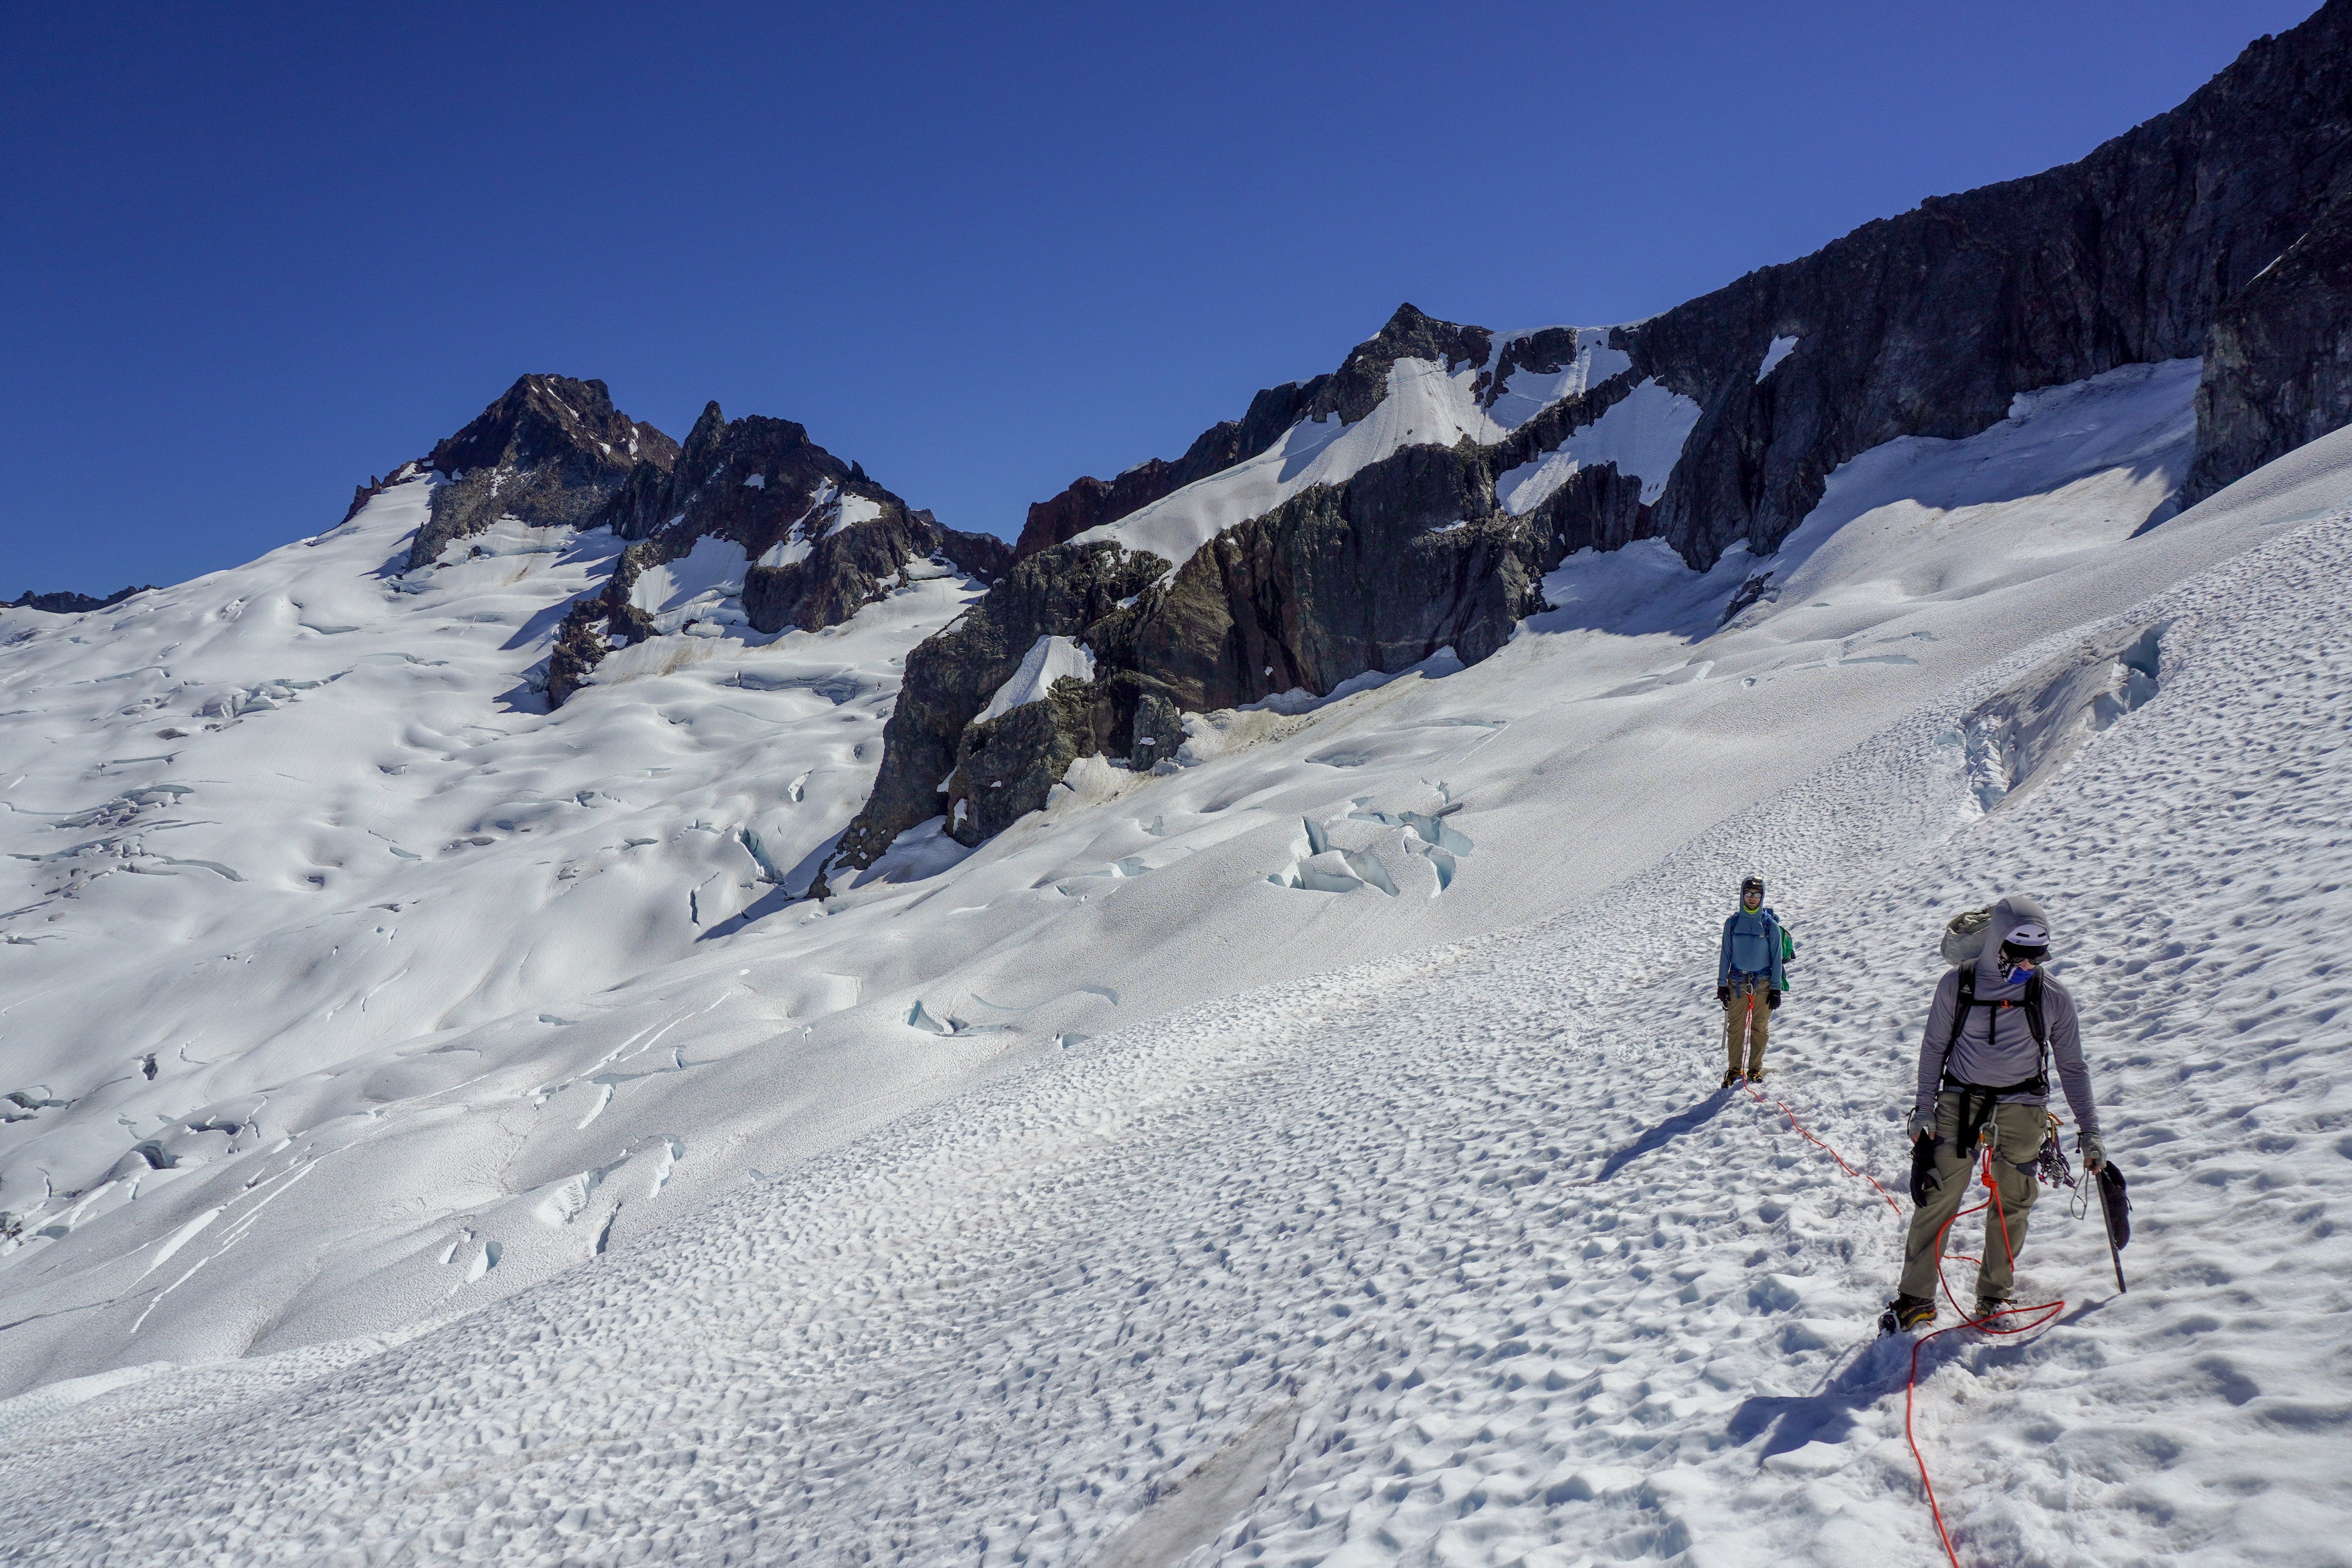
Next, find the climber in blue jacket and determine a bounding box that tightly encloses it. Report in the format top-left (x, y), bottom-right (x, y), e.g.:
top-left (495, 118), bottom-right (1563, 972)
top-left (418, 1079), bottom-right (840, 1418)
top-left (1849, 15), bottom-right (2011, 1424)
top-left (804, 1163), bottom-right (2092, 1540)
top-left (1718, 875), bottom-right (1786, 1086)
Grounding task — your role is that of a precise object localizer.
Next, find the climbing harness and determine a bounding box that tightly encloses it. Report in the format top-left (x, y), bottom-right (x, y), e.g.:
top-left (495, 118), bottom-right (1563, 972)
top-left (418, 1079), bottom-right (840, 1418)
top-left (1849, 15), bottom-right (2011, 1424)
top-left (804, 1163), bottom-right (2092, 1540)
top-left (1736, 1078), bottom-right (2073, 1568)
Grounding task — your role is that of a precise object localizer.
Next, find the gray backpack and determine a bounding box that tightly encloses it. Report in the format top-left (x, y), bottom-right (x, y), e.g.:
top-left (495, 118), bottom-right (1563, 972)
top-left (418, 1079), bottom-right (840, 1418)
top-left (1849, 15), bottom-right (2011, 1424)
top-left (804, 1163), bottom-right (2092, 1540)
top-left (1939, 907), bottom-right (1995, 968)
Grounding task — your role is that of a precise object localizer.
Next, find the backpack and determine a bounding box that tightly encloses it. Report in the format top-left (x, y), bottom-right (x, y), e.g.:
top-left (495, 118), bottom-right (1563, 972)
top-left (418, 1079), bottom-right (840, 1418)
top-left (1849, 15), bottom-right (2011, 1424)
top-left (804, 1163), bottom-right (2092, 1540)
top-left (1935, 906), bottom-right (2050, 1101)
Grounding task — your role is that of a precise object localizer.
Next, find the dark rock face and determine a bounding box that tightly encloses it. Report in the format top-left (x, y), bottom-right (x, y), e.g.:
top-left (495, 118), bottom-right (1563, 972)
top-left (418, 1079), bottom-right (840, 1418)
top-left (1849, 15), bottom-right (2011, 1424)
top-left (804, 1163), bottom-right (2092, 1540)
top-left (1135, 442), bottom-right (1545, 713)
top-left (1010, 303), bottom-right (1505, 561)
top-left (1128, 690), bottom-right (1185, 770)
top-left (2188, 182), bottom-right (2352, 502)
top-left (833, 543), bottom-right (1167, 864)
top-left (543, 402), bottom-right (1010, 706)
top-left (1305, 303), bottom-right (1490, 423)
top-left (403, 376), bottom-right (678, 570)
top-left (1619, 0), bottom-right (2352, 569)
top-left (945, 678), bottom-right (1122, 843)
top-left (834, 435), bottom-right (1579, 873)
top-left (5, 585), bottom-right (155, 615)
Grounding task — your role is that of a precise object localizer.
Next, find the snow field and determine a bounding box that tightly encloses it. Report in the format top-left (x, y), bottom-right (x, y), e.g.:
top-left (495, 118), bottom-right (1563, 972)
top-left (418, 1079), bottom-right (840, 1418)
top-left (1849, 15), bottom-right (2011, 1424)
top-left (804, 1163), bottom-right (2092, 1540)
top-left (1, 423), bottom-right (2350, 1562)
top-left (4, 357), bottom-right (2350, 1565)
top-left (0, 352), bottom-right (2300, 1395)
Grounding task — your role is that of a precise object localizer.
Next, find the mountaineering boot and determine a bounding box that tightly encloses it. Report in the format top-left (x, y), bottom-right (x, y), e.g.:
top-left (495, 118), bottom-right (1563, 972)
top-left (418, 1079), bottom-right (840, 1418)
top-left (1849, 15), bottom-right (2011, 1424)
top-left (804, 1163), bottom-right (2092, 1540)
top-left (1747, 1067), bottom-right (1767, 1086)
top-left (1972, 1293), bottom-right (2013, 1325)
top-left (1720, 1067), bottom-right (1743, 1088)
top-left (1883, 1293), bottom-right (1937, 1333)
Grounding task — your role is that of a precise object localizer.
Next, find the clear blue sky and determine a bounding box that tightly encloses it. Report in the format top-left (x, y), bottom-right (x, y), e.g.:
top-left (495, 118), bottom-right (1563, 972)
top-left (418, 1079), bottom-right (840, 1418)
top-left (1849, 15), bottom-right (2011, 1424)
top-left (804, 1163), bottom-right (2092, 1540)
top-left (1, 1), bottom-right (2319, 593)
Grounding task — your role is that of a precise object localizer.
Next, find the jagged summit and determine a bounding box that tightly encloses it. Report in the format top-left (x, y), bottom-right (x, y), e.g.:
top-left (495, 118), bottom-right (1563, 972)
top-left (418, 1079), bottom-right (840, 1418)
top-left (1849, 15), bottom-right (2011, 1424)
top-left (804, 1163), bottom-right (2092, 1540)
top-left (834, 0), bottom-right (2352, 875)
top-left (1013, 304), bottom-right (1588, 561)
top-left (544, 399), bottom-right (1011, 704)
top-left (402, 374), bottom-right (680, 570)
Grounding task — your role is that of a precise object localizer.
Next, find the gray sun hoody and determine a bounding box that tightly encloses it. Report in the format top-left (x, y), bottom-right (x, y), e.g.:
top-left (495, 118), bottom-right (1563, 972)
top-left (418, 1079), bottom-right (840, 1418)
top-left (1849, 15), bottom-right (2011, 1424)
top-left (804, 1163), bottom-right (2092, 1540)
top-left (1913, 894), bottom-right (2100, 1135)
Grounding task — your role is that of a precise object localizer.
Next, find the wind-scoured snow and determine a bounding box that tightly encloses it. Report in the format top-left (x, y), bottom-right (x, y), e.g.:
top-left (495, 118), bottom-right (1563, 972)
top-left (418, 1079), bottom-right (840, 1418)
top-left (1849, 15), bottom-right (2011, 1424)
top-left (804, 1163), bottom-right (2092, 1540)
top-left (977, 634), bottom-right (1098, 721)
top-left (2, 356), bottom-right (2348, 1565)
top-left (629, 533), bottom-right (751, 632)
top-left (1484, 327), bottom-right (1633, 429)
top-left (1496, 379), bottom-right (1706, 514)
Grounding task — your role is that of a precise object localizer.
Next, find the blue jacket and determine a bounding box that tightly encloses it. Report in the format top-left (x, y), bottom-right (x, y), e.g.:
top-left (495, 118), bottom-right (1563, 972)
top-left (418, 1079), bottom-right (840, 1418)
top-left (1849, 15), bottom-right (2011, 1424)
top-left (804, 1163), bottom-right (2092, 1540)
top-left (1719, 906), bottom-right (1786, 989)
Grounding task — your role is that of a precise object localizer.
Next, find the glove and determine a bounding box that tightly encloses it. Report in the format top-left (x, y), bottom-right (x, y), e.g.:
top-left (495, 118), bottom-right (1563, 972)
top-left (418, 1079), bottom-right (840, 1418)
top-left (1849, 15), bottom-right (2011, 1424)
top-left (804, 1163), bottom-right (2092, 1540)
top-left (1767, 989), bottom-right (1782, 1011)
top-left (1910, 1133), bottom-right (1942, 1206)
top-left (1716, 986), bottom-right (1730, 1004)
top-left (2078, 1129), bottom-right (2106, 1172)
top-left (1904, 1104), bottom-right (1936, 1141)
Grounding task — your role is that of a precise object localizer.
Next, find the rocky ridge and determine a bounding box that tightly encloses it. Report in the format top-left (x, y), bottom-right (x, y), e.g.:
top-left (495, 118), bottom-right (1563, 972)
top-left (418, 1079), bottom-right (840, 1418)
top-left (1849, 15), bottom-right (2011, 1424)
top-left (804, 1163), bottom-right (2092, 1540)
top-left (402, 375), bottom-right (680, 570)
top-left (4, 586), bottom-right (155, 616)
top-left (827, 1), bottom-right (2352, 874)
top-left (545, 402), bottom-right (1010, 703)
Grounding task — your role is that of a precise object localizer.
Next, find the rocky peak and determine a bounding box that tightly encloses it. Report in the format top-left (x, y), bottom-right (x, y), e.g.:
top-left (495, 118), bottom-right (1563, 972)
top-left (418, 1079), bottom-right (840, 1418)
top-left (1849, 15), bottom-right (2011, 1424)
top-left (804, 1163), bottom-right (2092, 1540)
top-left (1013, 305), bottom-right (1504, 563)
top-left (543, 402), bottom-right (1011, 707)
top-left (1622, 0), bottom-right (2352, 569)
top-left (402, 376), bottom-right (679, 570)
top-left (1306, 303), bottom-right (1494, 424)
top-left (427, 375), bottom-right (674, 484)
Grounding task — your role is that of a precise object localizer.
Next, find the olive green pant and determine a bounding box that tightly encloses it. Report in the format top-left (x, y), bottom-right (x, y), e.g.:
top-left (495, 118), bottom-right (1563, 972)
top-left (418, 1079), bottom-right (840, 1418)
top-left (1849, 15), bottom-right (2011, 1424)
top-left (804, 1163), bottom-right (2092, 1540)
top-left (1723, 977), bottom-right (1772, 1076)
top-left (1899, 1091), bottom-right (2046, 1302)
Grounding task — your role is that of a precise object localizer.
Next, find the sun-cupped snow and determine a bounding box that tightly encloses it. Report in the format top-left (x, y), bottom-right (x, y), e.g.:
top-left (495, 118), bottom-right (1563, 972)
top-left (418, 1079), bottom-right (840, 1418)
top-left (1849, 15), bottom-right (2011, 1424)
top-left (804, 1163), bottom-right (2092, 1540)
top-left (1496, 377), bottom-right (1706, 514)
top-left (977, 634), bottom-right (1098, 721)
top-left (0, 356), bottom-right (2301, 1408)
top-left (3, 398), bottom-right (2350, 1564)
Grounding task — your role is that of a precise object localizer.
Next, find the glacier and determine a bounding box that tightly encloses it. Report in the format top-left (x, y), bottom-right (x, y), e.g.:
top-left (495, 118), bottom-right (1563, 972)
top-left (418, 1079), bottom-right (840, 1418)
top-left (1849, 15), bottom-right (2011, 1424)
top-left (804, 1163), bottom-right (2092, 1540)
top-left (0, 342), bottom-right (2347, 1563)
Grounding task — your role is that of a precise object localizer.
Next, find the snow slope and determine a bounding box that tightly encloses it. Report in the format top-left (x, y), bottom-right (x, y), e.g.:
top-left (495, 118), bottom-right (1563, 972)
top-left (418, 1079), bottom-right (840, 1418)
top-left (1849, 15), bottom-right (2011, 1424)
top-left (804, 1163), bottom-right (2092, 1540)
top-left (3, 356), bottom-right (2348, 1562)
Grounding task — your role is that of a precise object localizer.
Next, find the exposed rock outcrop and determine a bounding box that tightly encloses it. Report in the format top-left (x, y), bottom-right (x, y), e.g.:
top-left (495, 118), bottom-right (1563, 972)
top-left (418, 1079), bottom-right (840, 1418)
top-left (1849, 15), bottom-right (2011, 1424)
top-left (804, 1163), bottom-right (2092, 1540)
top-left (544, 403), bottom-right (1010, 706)
top-left (403, 376), bottom-right (679, 570)
top-left (833, 3), bottom-right (2352, 871)
top-left (5, 585), bottom-right (155, 615)
top-left (1011, 304), bottom-right (1511, 561)
top-left (1619, 0), bottom-right (2352, 567)
top-left (2187, 180), bottom-right (2352, 502)
top-left (833, 543), bottom-right (1167, 863)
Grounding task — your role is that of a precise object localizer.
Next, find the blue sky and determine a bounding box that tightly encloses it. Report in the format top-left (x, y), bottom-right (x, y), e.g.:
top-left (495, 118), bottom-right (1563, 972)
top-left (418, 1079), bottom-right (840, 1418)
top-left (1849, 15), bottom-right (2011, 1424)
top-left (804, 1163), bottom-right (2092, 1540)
top-left (1, 1), bottom-right (2319, 592)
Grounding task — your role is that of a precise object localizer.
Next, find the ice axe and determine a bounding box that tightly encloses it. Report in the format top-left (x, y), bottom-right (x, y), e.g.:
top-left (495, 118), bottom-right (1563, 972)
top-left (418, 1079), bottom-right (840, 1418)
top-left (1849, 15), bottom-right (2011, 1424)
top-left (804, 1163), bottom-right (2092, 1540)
top-left (2096, 1162), bottom-right (2131, 1293)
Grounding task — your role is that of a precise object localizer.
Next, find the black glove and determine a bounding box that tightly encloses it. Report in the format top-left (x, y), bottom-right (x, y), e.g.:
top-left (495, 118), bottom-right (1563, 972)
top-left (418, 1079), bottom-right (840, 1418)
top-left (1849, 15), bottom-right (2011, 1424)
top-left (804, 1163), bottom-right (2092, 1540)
top-left (1909, 1134), bottom-right (1941, 1206)
top-left (1716, 985), bottom-right (1731, 1004)
top-left (1767, 989), bottom-right (1782, 1010)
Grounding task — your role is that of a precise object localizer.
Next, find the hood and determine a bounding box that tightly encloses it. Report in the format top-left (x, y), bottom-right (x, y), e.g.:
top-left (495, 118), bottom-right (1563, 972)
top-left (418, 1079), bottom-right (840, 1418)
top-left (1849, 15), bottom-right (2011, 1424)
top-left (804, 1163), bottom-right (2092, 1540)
top-left (1976, 892), bottom-right (2053, 995)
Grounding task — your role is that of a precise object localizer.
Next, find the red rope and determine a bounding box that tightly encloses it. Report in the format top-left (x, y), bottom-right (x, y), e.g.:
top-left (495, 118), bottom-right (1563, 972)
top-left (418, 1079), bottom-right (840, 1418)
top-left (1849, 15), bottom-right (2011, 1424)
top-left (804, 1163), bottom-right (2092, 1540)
top-left (1741, 1080), bottom-right (1903, 1216)
top-left (1736, 1081), bottom-right (2064, 1568)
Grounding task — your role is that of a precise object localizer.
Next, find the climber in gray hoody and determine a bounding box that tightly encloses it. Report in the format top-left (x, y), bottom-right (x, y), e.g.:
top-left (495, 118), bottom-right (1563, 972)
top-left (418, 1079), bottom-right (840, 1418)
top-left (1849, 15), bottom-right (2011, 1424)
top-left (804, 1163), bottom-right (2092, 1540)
top-left (1889, 894), bottom-right (2106, 1329)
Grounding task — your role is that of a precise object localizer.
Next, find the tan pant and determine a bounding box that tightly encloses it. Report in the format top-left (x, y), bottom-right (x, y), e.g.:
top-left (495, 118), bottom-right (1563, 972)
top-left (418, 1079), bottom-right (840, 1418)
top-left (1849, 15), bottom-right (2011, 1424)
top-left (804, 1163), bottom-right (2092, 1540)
top-left (1899, 1091), bottom-right (2046, 1301)
top-left (1723, 977), bottom-right (1771, 1075)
